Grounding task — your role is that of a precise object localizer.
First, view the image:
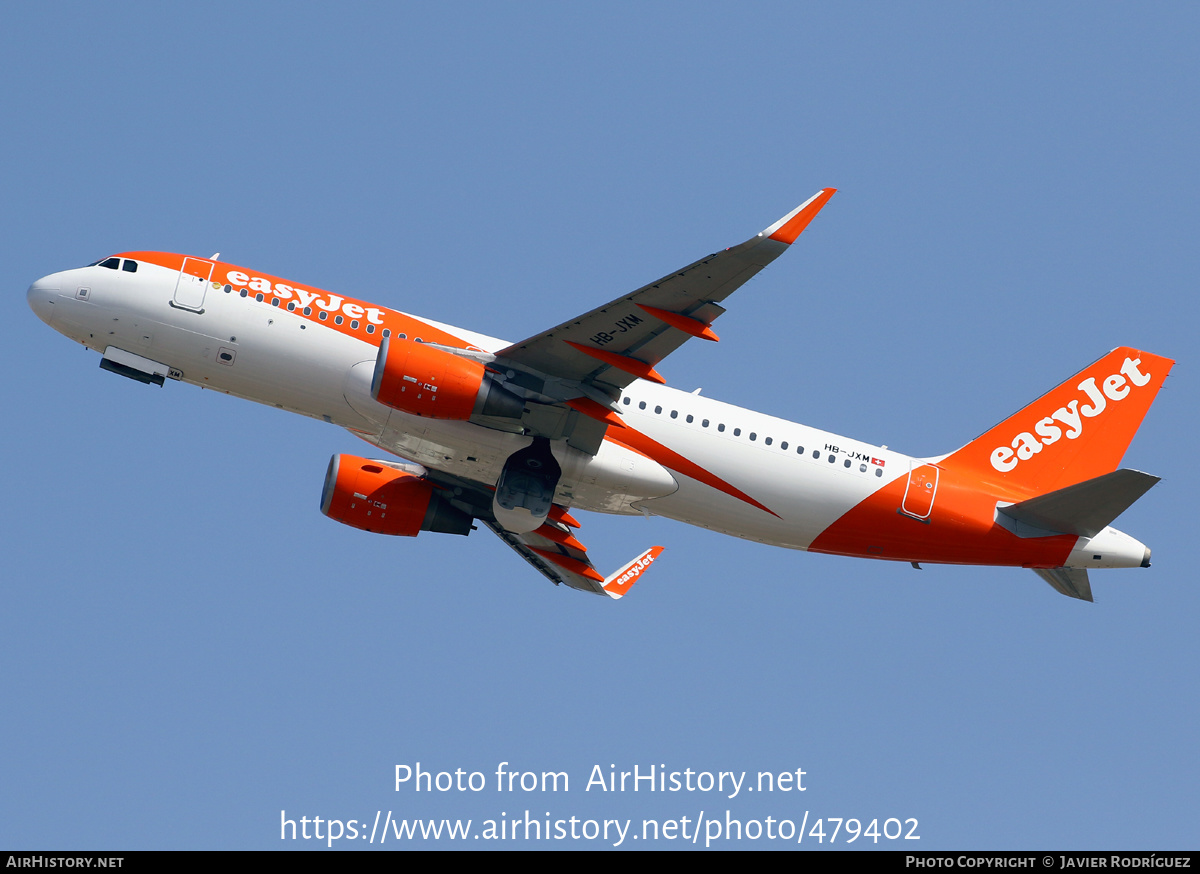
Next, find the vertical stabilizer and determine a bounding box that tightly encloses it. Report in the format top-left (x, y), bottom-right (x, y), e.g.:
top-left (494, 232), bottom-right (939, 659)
top-left (942, 348), bottom-right (1173, 497)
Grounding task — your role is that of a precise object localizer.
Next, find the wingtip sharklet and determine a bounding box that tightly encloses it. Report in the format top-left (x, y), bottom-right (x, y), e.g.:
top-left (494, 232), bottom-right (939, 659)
top-left (763, 188), bottom-right (837, 244)
top-left (603, 546), bottom-right (665, 600)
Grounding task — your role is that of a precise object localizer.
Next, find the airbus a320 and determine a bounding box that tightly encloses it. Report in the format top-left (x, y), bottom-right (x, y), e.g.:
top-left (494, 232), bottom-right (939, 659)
top-left (26, 189), bottom-right (1172, 601)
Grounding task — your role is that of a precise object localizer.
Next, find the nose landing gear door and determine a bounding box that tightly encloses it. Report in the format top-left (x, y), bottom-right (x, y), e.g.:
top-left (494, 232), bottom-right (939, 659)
top-left (172, 257), bottom-right (213, 313)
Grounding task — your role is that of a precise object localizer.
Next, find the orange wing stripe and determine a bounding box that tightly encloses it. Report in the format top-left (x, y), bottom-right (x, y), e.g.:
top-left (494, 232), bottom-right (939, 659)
top-left (535, 524), bottom-right (588, 552)
top-left (548, 505), bottom-right (581, 529)
top-left (529, 547), bottom-right (605, 582)
top-left (564, 342), bottom-right (666, 384)
top-left (767, 188), bottom-right (837, 244)
top-left (565, 397), bottom-right (626, 428)
top-left (635, 305), bottom-right (719, 342)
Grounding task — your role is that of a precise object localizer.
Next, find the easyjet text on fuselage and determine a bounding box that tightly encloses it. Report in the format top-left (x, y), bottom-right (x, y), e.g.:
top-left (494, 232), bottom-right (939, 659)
top-left (224, 269), bottom-right (387, 325)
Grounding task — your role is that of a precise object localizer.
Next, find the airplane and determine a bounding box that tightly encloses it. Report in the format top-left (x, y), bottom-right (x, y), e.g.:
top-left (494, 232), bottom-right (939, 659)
top-left (25, 189), bottom-right (1173, 602)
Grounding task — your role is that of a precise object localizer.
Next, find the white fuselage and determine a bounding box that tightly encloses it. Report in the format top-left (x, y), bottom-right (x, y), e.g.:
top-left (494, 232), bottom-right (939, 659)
top-left (27, 258), bottom-right (906, 545)
top-left (26, 255), bottom-right (1151, 574)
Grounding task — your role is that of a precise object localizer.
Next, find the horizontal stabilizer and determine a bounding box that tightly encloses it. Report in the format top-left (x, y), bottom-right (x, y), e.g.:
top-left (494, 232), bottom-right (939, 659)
top-left (999, 469), bottom-right (1160, 538)
top-left (1032, 567), bottom-right (1094, 602)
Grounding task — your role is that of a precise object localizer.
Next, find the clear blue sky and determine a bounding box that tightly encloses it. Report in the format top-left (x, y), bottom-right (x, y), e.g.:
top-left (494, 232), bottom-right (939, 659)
top-left (3, 2), bottom-right (1197, 850)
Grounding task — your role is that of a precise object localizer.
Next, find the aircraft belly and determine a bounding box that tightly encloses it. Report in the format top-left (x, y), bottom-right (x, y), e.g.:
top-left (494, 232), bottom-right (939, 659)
top-left (361, 418), bottom-right (679, 513)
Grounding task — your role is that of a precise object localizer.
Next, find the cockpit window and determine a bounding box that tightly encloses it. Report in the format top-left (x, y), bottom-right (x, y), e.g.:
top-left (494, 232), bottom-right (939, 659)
top-left (97, 257), bottom-right (120, 270)
top-left (121, 259), bottom-right (138, 273)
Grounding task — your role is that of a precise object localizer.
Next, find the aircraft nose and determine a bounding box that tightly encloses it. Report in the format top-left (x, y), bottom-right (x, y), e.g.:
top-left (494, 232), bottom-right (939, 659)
top-left (26, 276), bottom-right (60, 325)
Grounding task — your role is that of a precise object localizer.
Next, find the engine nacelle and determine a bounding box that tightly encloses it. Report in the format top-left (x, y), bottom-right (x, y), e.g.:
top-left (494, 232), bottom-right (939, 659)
top-left (319, 454), bottom-right (472, 537)
top-left (370, 335), bottom-right (524, 420)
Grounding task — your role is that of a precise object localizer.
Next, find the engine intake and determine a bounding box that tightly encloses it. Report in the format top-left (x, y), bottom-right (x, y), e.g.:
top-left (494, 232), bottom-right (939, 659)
top-left (320, 454), bottom-right (472, 537)
top-left (370, 335), bottom-right (523, 420)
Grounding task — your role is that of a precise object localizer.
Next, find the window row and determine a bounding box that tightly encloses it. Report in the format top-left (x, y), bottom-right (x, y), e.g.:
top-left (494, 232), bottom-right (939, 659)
top-left (220, 284), bottom-right (420, 340)
top-left (621, 395), bottom-right (884, 477)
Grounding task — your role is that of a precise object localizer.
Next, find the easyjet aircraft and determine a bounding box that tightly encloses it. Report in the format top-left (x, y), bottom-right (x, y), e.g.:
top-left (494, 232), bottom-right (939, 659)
top-left (26, 189), bottom-right (1172, 601)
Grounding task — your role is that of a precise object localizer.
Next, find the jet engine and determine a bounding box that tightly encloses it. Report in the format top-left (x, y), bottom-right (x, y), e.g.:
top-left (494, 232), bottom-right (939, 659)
top-left (370, 336), bottom-right (524, 420)
top-left (319, 454), bottom-right (472, 536)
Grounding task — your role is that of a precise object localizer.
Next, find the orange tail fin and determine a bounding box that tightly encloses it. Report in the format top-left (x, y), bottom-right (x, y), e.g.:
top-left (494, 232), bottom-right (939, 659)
top-left (942, 348), bottom-right (1173, 497)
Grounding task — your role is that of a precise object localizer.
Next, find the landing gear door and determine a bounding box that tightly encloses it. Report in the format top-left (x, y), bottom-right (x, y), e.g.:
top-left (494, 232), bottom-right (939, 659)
top-left (901, 462), bottom-right (939, 521)
top-left (172, 257), bottom-right (213, 312)
top-left (492, 438), bottom-right (563, 534)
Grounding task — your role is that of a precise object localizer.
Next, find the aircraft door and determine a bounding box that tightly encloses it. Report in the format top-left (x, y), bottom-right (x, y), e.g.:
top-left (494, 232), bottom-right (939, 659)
top-left (172, 258), bottom-right (213, 312)
top-left (901, 462), bottom-right (939, 521)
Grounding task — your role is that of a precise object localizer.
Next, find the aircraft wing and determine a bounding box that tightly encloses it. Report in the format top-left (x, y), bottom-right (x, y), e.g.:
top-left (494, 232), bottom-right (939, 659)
top-left (422, 468), bottom-right (662, 598)
top-left (483, 518), bottom-right (663, 598)
top-left (494, 189), bottom-right (836, 396)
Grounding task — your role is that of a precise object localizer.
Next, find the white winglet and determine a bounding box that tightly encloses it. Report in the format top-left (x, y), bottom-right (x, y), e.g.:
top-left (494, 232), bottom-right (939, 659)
top-left (602, 546), bottom-right (665, 600)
